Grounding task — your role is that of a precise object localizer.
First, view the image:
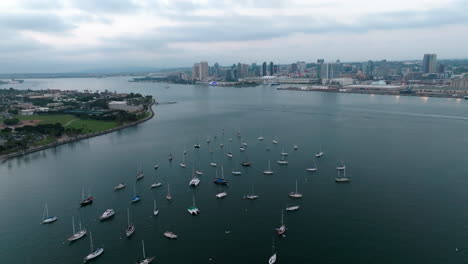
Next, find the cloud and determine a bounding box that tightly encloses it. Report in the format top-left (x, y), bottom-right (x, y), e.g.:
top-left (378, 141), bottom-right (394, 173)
top-left (0, 13), bottom-right (74, 33)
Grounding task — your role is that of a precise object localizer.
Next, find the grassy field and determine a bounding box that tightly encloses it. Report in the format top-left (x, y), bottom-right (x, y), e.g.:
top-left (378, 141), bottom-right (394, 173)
top-left (17, 115), bottom-right (76, 125)
top-left (66, 119), bottom-right (119, 133)
top-left (16, 115), bottom-right (118, 133)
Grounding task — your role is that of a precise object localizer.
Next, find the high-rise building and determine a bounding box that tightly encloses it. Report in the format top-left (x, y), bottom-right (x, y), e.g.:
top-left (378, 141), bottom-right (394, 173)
top-left (213, 62), bottom-right (220, 77)
top-left (239, 64), bottom-right (249, 78)
top-left (297, 61), bottom-right (306, 73)
top-left (317, 59), bottom-right (324, 64)
top-left (192, 63), bottom-right (200, 80)
top-left (422, 54), bottom-right (437, 74)
top-left (320, 63), bottom-right (341, 79)
top-left (291, 63), bottom-right (298, 73)
top-left (199, 61), bottom-right (209, 80)
top-left (269, 62), bottom-right (274, 76)
top-left (262, 62), bottom-right (267, 76)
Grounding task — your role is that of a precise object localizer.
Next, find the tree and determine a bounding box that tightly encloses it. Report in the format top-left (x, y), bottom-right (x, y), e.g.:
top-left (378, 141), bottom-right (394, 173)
top-left (3, 118), bottom-right (20, 126)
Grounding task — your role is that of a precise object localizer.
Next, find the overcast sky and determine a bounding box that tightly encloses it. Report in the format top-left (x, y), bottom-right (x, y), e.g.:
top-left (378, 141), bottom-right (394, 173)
top-left (1, 0), bottom-right (468, 73)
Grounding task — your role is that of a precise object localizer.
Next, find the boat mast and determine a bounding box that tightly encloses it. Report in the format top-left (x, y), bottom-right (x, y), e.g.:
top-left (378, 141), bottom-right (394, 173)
top-left (154, 200), bottom-right (156, 211)
top-left (268, 160), bottom-right (271, 170)
top-left (281, 210), bottom-right (284, 226)
top-left (142, 240), bottom-right (146, 259)
top-left (89, 231), bottom-right (94, 252)
top-left (295, 180), bottom-right (298, 194)
top-left (45, 204), bottom-right (49, 218)
top-left (127, 208), bottom-right (130, 227)
top-left (72, 216), bottom-right (75, 234)
top-left (221, 165), bottom-right (224, 179)
top-left (192, 195), bottom-right (196, 207)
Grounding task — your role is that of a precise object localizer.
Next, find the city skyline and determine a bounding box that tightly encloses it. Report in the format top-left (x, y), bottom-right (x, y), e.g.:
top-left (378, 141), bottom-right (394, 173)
top-left (1, 0), bottom-right (468, 73)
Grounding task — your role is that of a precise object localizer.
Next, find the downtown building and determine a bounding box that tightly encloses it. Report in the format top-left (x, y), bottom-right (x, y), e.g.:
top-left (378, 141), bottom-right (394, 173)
top-left (422, 54), bottom-right (437, 74)
top-left (192, 61), bottom-right (209, 81)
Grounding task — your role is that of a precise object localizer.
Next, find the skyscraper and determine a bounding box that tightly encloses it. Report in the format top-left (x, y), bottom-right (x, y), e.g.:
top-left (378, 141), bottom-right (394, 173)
top-left (192, 63), bottom-right (200, 80)
top-left (262, 62), bottom-right (267, 76)
top-left (422, 54), bottom-right (437, 74)
top-left (199, 61), bottom-right (209, 80)
top-left (320, 63), bottom-right (340, 79)
top-left (269, 62), bottom-right (274, 76)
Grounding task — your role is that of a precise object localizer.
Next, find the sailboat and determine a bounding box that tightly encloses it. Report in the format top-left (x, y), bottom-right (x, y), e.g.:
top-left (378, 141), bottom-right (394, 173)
top-left (150, 171), bottom-right (162, 188)
top-left (168, 153), bottom-right (173, 162)
top-left (214, 166), bottom-right (228, 185)
top-left (268, 239), bottom-right (277, 264)
top-left (136, 163), bottom-right (144, 181)
top-left (187, 195), bottom-right (200, 215)
top-left (226, 140), bottom-right (233, 158)
top-left (99, 209), bottom-right (115, 221)
top-left (206, 137), bottom-right (211, 143)
top-left (243, 185), bottom-right (259, 200)
top-left (335, 166), bottom-right (351, 183)
top-left (67, 216), bottom-right (86, 242)
top-left (136, 240), bottom-right (154, 264)
top-left (306, 160), bottom-right (318, 172)
top-left (210, 151), bottom-right (217, 167)
top-left (114, 182), bottom-right (126, 190)
top-left (241, 153), bottom-right (251, 167)
top-left (315, 146), bottom-right (324, 157)
top-left (216, 190), bottom-right (228, 199)
top-left (263, 160), bottom-right (273, 175)
top-left (83, 232), bottom-right (104, 262)
top-left (277, 155), bottom-right (288, 165)
top-left (80, 188), bottom-right (94, 207)
top-left (126, 208), bottom-right (135, 237)
top-left (41, 203), bottom-right (58, 224)
top-left (280, 148), bottom-right (288, 156)
top-left (272, 138), bottom-right (279, 144)
top-left (179, 152), bottom-right (187, 168)
top-left (275, 210), bottom-right (286, 235)
top-left (193, 139), bottom-right (201, 149)
top-left (131, 184), bottom-right (141, 203)
top-left (231, 159), bottom-right (242, 175)
top-left (240, 146), bottom-right (245, 152)
top-left (166, 184), bottom-right (172, 200)
top-left (289, 180), bottom-right (303, 198)
top-left (153, 162), bottom-right (159, 170)
top-left (153, 200), bottom-right (159, 216)
top-left (286, 205), bottom-right (300, 211)
top-left (293, 145), bottom-right (298, 150)
top-left (336, 161), bottom-right (346, 170)
top-left (195, 170), bottom-right (204, 176)
top-left (189, 169), bottom-right (201, 187)
top-left (258, 129), bottom-right (264, 141)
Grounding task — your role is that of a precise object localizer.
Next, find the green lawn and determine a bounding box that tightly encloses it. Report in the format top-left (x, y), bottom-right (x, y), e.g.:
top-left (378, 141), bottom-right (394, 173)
top-left (66, 119), bottom-right (119, 133)
top-left (17, 115), bottom-right (76, 125)
top-left (32, 136), bottom-right (57, 146)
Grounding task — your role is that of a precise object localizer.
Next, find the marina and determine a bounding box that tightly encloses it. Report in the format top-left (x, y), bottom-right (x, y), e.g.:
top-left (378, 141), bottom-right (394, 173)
top-left (1, 78), bottom-right (467, 263)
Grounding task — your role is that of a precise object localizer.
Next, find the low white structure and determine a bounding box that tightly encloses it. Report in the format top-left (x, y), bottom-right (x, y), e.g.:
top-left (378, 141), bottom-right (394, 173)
top-left (20, 109), bottom-right (35, 116)
top-left (108, 101), bottom-right (143, 112)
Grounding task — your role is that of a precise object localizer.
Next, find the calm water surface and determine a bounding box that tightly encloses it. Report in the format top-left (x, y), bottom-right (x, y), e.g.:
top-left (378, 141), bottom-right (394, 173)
top-left (1, 77), bottom-right (468, 263)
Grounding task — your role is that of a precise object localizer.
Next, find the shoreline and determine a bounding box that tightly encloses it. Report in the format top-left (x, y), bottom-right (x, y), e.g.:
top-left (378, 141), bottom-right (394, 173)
top-left (277, 87), bottom-right (468, 99)
top-left (0, 99), bottom-right (156, 163)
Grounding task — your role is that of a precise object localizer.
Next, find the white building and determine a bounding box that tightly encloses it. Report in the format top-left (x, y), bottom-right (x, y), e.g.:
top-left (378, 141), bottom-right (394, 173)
top-left (108, 101), bottom-right (143, 112)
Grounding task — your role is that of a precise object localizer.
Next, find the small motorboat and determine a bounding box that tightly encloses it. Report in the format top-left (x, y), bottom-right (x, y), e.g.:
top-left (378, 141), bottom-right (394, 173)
top-left (195, 170), bottom-right (203, 176)
top-left (226, 152), bottom-right (233, 158)
top-left (286, 205), bottom-right (300, 211)
top-left (163, 231), bottom-right (178, 239)
top-left (150, 182), bottom-right (162, 188)
top-left (241, 161), bottom-right (251, 167)
top-left (114, 183), bottom-right (126, 190)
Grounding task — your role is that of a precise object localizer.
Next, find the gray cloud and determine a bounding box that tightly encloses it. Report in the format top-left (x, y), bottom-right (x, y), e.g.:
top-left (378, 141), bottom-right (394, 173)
top-left (0, 13), bottom-right (74, 32)
top-left (71, 0), bottom-right (140, 14)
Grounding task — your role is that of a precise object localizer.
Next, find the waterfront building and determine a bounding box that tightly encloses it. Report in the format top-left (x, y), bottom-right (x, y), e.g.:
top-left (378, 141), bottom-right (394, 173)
top-left (199, 61), bottom-right (209, 81)
top-left (422, 54), bottom-right (437, 74)
top-left (108, 101), bottom-right (143, 112)
top-left (269, 62), bottom-right (274, 76)
top-left (192, 63), bottom-right (200, 80)
top-left (262, 62), bottom-right (267, 76)
top-left (320, 63), bottom-right (341, 79)
top-left (451, 74), bottom-right (468, 89)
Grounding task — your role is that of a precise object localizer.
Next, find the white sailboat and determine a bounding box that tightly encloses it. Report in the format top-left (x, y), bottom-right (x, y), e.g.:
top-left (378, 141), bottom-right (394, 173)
top-left (306, 160), bottom-right (318, 172)
top-left (180, 152), bottom-right (187, 168)
top-left (166, 184), bottom-right (172, 200)
top-left (136, 240), bottom-right (154, 264)
top-left (83, 232), bottom-right (104, 262)
top-left (153, 162), bottom-right (159, 170)
top-left (335, 166), bottom-right (351, 183)
top-left (272, 138), bottom-right (279, 144)
top-left (263, 160), bottom-right (274, 175)
top-left (289, 180), bottom-right (303, 198)
top-left (275, 210), bottom-right (286, 235)
top-left (136, 163), bottom-right (144, 181)
top-left (336, 161), bottom-right (346, 170)
top-left (280, 148), bottom-right (288, 156)
top-left (293, 144), bottom-right (298, 150)
top-left (210, 151), bottom-right (217, 167)
top-left (99, 209), bottom-right (115, 221)
top-left (258, 129), bottom-right (264, 141)
top-left (316, 146), bottom-right (324, 157)
top-left (269, 239), bottom-right (277, 264)
top-left (126, 208), bottom-right (135, 237)
top-left (244, 185), bottom-right (259, 200)
top-left (41, 203), bottom-right (58, 224)
top-left (114, 182), bottom-right (126, 190)
top-left (67, 216), bottom-right (86, 242)
top-left (150, 171), bottom-right (162, 188)
top-left (231, 160), bottom-right (242, 175)
top-left (153, 200), bottom-right (159, 216)
top-left (216, 191), bottom-right (228, 199)
top-left (286, 205), bottom-right (300, 211)
top-left (189, 170), bottom-right (201, 187)
top-left (277, 155), bottom-right (288, 165)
